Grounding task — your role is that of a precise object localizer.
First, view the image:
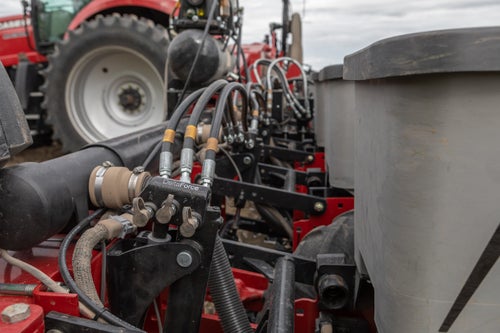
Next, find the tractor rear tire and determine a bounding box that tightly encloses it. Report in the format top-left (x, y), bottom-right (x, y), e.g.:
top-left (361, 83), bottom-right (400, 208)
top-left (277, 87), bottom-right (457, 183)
top-left (43, 14), bottom-right (169, 152)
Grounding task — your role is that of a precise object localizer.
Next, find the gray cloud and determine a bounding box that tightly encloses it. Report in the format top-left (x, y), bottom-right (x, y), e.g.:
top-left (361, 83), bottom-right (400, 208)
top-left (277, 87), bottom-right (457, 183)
top-left (2, 0), bottom-right (500, 70)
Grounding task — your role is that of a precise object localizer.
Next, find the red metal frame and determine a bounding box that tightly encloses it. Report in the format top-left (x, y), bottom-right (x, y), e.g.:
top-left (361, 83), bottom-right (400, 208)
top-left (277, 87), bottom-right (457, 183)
top-left (0, 302), bottom-right (44, 333)
top-left (293, 197), bottom-right (354, 250)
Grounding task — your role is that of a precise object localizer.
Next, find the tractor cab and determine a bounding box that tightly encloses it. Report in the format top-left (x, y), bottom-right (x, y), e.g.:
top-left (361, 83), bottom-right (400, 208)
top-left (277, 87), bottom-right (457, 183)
top-left (29, 0), bottom-right (91, 54)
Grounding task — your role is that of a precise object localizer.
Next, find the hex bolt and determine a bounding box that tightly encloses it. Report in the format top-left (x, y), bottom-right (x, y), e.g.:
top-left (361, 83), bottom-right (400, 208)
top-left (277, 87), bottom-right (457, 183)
top-left (314, 202), bottom-right (325, 212)
top-left (176, 251), bottom-right (193, 268)
top-left (243, 156), bottom-right (252, 165)
top-left (1, 303), bottom-right (31, 324)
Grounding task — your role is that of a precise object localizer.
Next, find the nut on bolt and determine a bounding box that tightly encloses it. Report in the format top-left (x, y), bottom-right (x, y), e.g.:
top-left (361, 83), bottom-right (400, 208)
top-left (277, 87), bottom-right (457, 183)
top-left (314, 202), bottom-right (325, 213)
top-left (1, 303), bottom-right (31, 324)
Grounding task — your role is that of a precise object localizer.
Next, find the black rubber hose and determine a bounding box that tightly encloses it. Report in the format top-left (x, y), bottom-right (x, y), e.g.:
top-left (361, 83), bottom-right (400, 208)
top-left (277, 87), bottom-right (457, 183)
top-left (167, 88), bottom-right (206, 131)
top-left (252, 90), bottom-right (266, 111)
top-left (225, 100), bottom-right (237, 128)
top-left (188, 80), bottom-right (228, 127)
top-left (58, 209), bottom-right (145, 332)
top-left (211, 82), bottom-right (248, 139)
top-left (208, 237), bottom-right (253, 333)
top-left (160, 88), bottom-right (206, 155)
top-left (183, 80), bottom-right (228, 150)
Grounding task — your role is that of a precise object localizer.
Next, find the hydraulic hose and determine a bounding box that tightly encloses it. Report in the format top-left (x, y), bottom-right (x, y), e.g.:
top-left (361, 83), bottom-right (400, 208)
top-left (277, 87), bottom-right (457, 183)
top-left (211, 82), bottom-right (248, 139)
top-left (168, 88), bottom-right (206, 132)
top-left (59, 209), bottom-right (145, 332)
top-left (184, 80), bottom-right (228, 150)
top-left (200, 82), bottom-right (247, 186)
top-left (72, 218), bottom-right (125, 307)
top-left (258, 58), bottom-right (303, 118)
top-left (266, 57), bottom-right (310, 118)
top-left (179, 80), bottom-right (228, 182)
top-left (160, 88), bottom-right (205, 177)
top-left (208, 237), bottom-right (253, 333)
top-left (162, 88), bottom-right (205, 154)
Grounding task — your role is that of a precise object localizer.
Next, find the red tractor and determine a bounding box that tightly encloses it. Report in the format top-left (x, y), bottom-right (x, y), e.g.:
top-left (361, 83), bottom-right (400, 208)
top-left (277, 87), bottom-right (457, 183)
top-left (0, 0), bottom-right (299, 152)
top-left (1, 0), bottom-right (178, 151)
top-left (1, 0), bottom-right (297, 153)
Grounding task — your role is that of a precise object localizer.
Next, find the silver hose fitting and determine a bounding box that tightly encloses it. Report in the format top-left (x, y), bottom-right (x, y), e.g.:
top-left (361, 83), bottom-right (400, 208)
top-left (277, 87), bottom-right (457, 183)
top-left (159, 151), bottom-right (173, 178)
top-left (201, 159), bottom-right (216, 187)
top-left (250, 118), bottom-right (259, 132)
top-left (180, 148), bottom-right (194, 183)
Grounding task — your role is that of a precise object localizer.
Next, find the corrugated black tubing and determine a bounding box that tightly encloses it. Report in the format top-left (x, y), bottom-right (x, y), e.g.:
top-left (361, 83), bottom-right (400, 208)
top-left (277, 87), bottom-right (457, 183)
top-left (208, 237), bottom-right (253, 333)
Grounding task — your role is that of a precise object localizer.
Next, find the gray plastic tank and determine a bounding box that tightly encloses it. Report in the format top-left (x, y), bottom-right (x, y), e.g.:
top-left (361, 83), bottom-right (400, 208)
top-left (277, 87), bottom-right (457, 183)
top-left (314, 64), bottom-right (355, 189)
top-left (344, 27), bottom-right (500, 333)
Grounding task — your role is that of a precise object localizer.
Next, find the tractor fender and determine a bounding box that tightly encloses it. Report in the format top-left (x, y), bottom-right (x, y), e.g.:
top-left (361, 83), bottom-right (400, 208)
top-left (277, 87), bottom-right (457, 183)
top-left (67, 0), bottom-right (177, 31)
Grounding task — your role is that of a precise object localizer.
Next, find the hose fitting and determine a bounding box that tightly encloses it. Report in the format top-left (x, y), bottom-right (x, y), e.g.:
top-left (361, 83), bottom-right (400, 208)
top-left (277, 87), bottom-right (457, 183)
top-left (159, 151), bottom-right (173, 178)
top-left (201, 159), bottom-right (216, 187)
top-left (180, 148), bottom-right (194, 183)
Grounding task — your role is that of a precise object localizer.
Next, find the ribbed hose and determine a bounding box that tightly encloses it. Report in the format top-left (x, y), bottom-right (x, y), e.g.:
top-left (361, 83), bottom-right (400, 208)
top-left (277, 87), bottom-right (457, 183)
top-left (208, 237), bottom-right (253, 333)
top-left (72, 224), bottom-right (109, 307)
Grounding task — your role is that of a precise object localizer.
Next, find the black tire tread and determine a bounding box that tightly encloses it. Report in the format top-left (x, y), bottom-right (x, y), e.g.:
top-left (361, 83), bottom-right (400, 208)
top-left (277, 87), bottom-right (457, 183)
top-left (42, 14), bottom-right (169, 152)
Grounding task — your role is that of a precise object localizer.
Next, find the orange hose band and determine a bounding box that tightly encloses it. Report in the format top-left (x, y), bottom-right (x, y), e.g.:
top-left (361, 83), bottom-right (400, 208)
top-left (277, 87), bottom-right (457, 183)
top-left (185, 125), bottom-right (197, 140)
top-left (206, 138), bottom-right (219, 152)
top-left (163, 129), bottom-right (176, 143)
top-left (252, 109), bottom-right (259, 117)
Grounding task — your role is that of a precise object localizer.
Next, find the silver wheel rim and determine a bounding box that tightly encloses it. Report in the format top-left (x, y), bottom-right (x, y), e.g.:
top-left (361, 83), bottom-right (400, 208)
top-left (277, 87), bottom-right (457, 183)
top-left (65, 46), bottom-right (164, 142)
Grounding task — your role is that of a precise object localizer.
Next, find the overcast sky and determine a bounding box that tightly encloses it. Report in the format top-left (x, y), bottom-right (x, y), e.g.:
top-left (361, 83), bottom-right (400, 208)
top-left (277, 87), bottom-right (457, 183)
top-left (3, 0), bottom-right (500, 70)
